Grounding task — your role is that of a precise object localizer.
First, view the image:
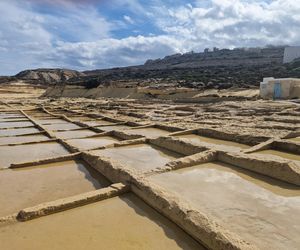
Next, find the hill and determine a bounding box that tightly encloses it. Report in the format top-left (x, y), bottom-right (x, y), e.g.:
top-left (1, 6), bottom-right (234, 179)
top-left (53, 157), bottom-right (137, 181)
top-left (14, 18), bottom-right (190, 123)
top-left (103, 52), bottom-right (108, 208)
top-left (14, 68), bottom-right (84, 85)
top-left (68, 46), bottom-right (300, 90)
top-left (2, 46), bottom-right (300, 90)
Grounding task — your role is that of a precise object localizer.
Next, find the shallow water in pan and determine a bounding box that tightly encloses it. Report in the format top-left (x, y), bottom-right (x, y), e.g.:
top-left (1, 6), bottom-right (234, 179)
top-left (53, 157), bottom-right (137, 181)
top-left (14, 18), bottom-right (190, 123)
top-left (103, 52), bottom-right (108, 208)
top-left (67, 136), bottom-right (120, 150)
top-left (0, 134), bottom-right (49, 145)
top-left (252, 149), bottom-right (300, 162)
top-left (43, 123), bottom-right (81, 131)
top-left (91, 144), bottom-right (181, 171)
top-left (0, 160), bottom-right (110, 216)
top-left (126, 127), bottom-right (171, 138)
top-left (96, 124), bottom-right (132, 132)
top-left (149, 161), bottom-right (300, 249)
top-left (0, 121), bottom-right (33, 128)
top-left (288, 136), bottom-right (300, 142)
top-left (0, 127), bottom-right (40, 137)
top-left (84, 120), bottom-right (115, 126)
top-left (53, 129), bottom-right (96, 139)
top-left (175, 134), bottom-right (250, 150)
top-left (0, 193), bottom-right (203, 250)
top-left (0, 142), bottom-right (70, 168)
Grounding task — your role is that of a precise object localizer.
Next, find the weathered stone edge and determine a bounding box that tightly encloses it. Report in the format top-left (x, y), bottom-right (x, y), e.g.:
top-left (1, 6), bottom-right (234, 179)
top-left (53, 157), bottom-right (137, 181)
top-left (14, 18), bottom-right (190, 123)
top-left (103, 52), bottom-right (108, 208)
top-left (16, 183), bottom-right (129, 221)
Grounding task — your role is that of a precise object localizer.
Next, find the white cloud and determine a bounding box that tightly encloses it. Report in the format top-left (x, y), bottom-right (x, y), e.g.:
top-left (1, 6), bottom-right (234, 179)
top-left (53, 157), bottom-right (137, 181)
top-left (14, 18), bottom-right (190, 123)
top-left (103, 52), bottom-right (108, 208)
top-left (155, 0), bottom-right (300, 50)
top-left (0, 0), bottom-right (114, 74)
top-left (112, 0), bottom-right (146, 15)
top-left (0, 0), bottom-right (300, 75)
top-left (123, 15), bottom-right (135, 25)
top-left (0, 1), bottom-right (53, 74)
top-left (53, 35), bottom-right (181, 69)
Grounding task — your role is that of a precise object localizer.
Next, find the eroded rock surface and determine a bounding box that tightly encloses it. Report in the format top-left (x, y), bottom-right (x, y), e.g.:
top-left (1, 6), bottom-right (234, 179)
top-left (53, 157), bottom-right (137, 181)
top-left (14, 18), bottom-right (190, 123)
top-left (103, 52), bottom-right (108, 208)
top-left (0, 83), bottom-right (299, 250)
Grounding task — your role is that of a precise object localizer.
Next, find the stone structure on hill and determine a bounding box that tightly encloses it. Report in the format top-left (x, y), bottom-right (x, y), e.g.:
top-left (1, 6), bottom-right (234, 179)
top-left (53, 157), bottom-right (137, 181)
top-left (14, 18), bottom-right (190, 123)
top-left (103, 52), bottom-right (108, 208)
top-left (283, 46), bottom-right (300, 63)
top-left (260, 77), bottom-right (300, 99)
top-left (1, 45), bottom-right (300, 90)
top-left (14, 69), bottom-right (84, 85)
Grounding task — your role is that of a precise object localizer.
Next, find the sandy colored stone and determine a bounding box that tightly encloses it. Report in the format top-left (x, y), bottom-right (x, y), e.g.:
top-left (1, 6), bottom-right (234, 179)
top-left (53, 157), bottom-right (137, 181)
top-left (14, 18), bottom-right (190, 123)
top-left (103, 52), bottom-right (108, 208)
top-left (149, 161), bottom-right (300, 249)
top-left (218, 151), bottom-right (300, 185)
top-left (0, 160), bottom-right (110, 217)
top-left (2, 193), bottom-right (203, 250)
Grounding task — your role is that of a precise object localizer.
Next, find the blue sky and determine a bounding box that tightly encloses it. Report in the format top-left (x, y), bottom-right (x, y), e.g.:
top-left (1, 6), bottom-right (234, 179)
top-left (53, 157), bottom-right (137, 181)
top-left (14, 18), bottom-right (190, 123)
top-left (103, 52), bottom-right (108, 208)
top-left (0, 0), bottom-right (299, 75)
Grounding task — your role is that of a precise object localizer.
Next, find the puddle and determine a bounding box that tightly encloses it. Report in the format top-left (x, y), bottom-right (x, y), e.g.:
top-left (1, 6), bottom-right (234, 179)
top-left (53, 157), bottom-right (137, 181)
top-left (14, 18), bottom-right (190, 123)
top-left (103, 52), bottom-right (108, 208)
top-left (126, 127), bottom-right (171, 138)
top-left (53, 129), bottom-right (96, 139)
top-left (0, 160), bottom-right (110, 217)
top-left (0, 134), bottom-right (49, 145)
top-left (97, 125), bottom-right (132, 132)
top-left (31, 115), bottom-right (57, 119)
top-left (68, 116), bottom-right (94, 122)
top-left (287, 137), bottom-right (300, 143)
top-left (252, 149), bottom-right (300, 162)
top-left (0, 142), bottom-right (70, 168)
top-left (25, 112), bottom-right (49, 117)
top-left (0, 118), bottom-right (28, 122)
top-left (67, 136), bottom-right (120, 150)
top-left (0, 121), bottom-right (34, 128)
top-left (0, 115), bottom-right (25, 120)
top-left (0, 113), bottom-right (23, 118)
top-left (43, 123), bottom-right (81, 131)
top-left (52, 112), bottom-right (76, 116)
top-left (0, 193), bottom-right (203, 250)
top-left (175, 134), bottom-right (250, 150)
top-left (38, 118), bottom-right (71, 124)
top-left (91, 144), bottom-right (181, 171)
top-left (149, 161), bottom-right (300, 249)
top-left (84, 120), bottom-right (115, 126)
top-left (0, 127), bottom-right (40, 137)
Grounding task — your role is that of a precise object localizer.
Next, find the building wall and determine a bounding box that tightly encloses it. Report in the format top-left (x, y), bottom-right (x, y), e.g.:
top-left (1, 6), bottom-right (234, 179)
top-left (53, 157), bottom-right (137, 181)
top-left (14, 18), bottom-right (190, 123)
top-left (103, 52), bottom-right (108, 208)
top-left (291, 85), bottom-right (300, 98)
top-left (283, 46), bottom-right (300, 63)
top-left (267, 79), bottom-right (292, 98)
top-left (260, 78), bottom-right (300, 99)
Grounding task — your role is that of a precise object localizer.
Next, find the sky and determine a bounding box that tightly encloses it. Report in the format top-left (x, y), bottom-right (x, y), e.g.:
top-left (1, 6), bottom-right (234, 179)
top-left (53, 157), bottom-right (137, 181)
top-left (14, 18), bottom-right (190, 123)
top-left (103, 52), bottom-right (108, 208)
top-left (0, 0), bottom-right (299, 75)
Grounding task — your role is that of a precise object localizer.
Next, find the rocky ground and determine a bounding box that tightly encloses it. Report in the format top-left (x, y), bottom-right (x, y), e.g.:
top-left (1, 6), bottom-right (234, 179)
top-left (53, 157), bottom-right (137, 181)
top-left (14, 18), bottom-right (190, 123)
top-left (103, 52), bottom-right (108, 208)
top-left (0, 83), bottom-right (299, 250)
top-left (2, 46), bottom-right (300, 91)
top-left (2, 82), bottom-right (299, 138)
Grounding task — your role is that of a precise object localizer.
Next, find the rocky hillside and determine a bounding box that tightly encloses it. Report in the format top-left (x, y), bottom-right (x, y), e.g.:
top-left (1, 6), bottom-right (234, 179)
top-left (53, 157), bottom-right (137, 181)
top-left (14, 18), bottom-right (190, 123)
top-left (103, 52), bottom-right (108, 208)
top-left (84, 46), bottom-right (284, 76)
top-left (14, 68), bottom-right (84, 85)
top-left (2, 46), bottom-right (300, 90)
top-left (0, 76), bottom-right (13, 84)
top-left (68, 46), bottom-right (300, 90)
top-left (143, 47), bottom-right (284, 69)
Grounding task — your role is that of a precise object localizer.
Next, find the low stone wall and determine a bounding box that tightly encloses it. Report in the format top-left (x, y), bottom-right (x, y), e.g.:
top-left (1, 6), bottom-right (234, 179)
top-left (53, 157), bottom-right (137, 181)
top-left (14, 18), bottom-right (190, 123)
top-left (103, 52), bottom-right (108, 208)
top-left (218, 151), bottom-right (300, 185)
top-left (17, 183), bottom-right (129, 221)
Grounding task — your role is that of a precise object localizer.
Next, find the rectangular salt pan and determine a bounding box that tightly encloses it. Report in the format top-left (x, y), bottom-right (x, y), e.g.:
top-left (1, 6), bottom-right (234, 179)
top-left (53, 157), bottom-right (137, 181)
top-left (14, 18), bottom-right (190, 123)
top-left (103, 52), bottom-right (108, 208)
top-left (149, 161), bottom-right (300, 249)
top-left (67, 136), bottom-right (120, 150)
top-left (175, 134), bottom-right (250, 150)
top-left (0, 142), bottom-right (70, 168)
top-left (0, 160), bottom-right (110, 216)
top-left (91, 144), bottom-right (181, 171)
top-left (252, 149), bottom-right (300, 162)
top-left (53, 129), bottom-right (96, 139)
top-left (0, 193), bottom-right (203, 250)
top-left (0, 134), bottom-right (49, 145)
top-left (0, 127), bottom-right (40, 137)
top-left (126, 127), bottom-right (171, 138)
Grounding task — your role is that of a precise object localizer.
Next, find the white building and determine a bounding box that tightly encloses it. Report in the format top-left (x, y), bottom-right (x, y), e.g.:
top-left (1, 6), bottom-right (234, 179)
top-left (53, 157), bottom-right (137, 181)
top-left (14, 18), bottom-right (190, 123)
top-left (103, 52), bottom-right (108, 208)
top-left (283, 46), bottom-right (300, 63)
top-left (260, 78), bottom-right (300, 99)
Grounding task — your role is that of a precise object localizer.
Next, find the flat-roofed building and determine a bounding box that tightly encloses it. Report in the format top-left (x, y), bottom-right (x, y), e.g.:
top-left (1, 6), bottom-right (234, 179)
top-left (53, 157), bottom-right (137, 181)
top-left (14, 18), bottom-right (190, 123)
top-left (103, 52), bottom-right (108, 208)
top-left (283, 46), bottom-right (300, 63)
top-left (260, 77), bottom-right (300, 99)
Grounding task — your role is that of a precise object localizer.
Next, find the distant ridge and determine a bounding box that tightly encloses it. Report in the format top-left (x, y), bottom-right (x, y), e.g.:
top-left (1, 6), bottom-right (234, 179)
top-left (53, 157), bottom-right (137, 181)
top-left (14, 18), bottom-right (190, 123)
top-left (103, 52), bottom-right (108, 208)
top-left (14, 68), bottom-right (84, 85)
top-left (2, 45), bottom-right (300, 89)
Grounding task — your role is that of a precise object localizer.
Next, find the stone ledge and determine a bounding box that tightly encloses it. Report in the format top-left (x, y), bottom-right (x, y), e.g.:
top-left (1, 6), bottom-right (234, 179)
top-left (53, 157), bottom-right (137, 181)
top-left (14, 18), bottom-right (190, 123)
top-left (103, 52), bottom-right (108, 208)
top-left (17, 183), bottom-right (129, 221)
